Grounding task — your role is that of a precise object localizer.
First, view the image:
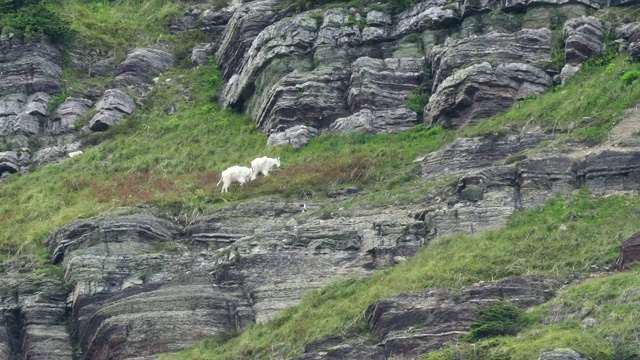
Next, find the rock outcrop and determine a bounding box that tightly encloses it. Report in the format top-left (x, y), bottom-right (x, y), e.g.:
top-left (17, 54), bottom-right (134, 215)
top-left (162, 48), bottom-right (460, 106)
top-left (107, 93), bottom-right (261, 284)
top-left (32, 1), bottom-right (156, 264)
top-left (421, 132), bottom-right (547, 179)
top-left (365, 277), bottom-right (552, 358)
top-left (46, 97), bottom-right (93, 135)
top-left (0, 35), bottom-right (62, 97)
top-left (88, 89), bottom-right (136, 131)
top-left (0, 273), bottom-right (72, 360)
top-left (255, 66), bottom-right (351, 133)
top-left (112, 48), bottom-right (177, 96)
top-left (425, 62), bottom-right (553, 129)
top-left (266, 125), bottom-right (319, 148)
top-left (428, 28), bottom-right (554, 89)
top-left (539, 348), bottom-right (588, 360)
top-left (0, 93), bottom-right (48, 135)
top-left (38, 201), bottom-right (430, 357)
top-left (563, 16), bottom-right (604, 65)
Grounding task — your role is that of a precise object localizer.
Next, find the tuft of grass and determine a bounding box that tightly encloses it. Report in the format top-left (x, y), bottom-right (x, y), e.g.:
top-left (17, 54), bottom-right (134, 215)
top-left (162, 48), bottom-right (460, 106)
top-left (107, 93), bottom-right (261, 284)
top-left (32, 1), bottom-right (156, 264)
top-left (57, 0), bottom-right (181, 59)
top-left (162, 191), bottom-right (640, 359)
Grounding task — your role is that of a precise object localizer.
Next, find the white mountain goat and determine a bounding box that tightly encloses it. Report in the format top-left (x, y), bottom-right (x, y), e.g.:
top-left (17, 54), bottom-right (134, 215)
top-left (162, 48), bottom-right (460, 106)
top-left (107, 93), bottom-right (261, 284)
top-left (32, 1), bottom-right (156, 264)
top-left (250, 156), bottom-right (281, 180)
top-left (217, 165), bottom-right (254, 193)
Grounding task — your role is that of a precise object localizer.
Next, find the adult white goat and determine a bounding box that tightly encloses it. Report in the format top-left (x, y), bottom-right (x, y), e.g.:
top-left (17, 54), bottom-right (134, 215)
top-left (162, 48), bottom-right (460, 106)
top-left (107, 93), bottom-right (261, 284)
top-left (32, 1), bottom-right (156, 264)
top-left (217, 165), bottom-right (254, 193)
top-left (250, 156), bottom-right (281, 180)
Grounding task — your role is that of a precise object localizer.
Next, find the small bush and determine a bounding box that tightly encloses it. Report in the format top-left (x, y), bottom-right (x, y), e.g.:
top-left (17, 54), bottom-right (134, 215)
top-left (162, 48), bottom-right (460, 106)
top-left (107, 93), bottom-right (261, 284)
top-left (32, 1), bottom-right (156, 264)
top-left (621, 70), bottom-right (640, 85)
top-left (47, 92), bottom-right (68, 114)
top-left (407, 92), bottom-right (428, 113)
top-left (468, 301), bottom-right (525, 340)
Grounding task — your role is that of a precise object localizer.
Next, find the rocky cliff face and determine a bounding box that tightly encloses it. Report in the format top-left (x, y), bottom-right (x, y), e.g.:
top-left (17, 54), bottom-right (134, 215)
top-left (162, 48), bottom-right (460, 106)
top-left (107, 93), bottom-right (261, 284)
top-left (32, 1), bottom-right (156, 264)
top-left (202, 0), bottom-right (607, 145)
top-left (2, 0), bottom-right (640, 358)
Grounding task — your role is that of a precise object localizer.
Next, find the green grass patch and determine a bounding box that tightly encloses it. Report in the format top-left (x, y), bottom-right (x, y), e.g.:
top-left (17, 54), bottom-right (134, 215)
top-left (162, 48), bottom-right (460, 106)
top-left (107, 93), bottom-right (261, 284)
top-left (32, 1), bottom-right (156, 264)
top-left (56, 0), bottom-right (181, 59)
top-left (162, 191), bottom-right (640, 359)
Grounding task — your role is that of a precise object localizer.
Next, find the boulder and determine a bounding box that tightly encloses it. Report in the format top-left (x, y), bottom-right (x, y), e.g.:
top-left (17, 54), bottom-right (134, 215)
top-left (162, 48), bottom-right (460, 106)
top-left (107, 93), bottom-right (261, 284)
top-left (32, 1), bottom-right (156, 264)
top-left (618, 231), bottom-right (640, 270)
top-left (560, 63), bottom-right (581, 86)
top-left (112, 48), bottom-right (177, 96)
top-left (425, 62), bottom-right (553, 129)
top-left (191, 43), bottom-right (217, 65)
top-left (564, 16), bottom-right (604, 65)
top-left (366, 277), bottom-right (551, 358)
top-left (46, 97), bottom-right (93, 135)
top-left (267, 125), bottom-right (319, 149)
top-left (88, 89), bottom-right (135, 131)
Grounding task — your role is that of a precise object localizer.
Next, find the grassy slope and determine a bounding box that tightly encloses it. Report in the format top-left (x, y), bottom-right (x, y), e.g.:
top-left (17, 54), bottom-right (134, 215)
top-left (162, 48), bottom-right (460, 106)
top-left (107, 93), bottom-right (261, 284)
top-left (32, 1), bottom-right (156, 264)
top-left (2, 1), bottom-right (640, 358)
top-left (0, 61), bottom-right (452, 260)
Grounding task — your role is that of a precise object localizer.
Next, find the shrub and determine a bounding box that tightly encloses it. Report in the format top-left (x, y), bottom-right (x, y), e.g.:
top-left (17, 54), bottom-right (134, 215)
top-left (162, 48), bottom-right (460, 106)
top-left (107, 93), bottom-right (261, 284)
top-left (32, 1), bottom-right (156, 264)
top-left (621, 70), bottom-right (640, 85)
top-left (0, 4), bottom-right (71, 43)
top-left (468, 301), bottom-right (525, 340)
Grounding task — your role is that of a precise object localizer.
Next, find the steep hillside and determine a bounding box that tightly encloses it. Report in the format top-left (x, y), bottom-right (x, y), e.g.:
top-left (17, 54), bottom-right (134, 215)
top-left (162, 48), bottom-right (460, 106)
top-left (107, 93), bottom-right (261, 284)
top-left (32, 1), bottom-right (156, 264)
top-left (1, 0), bottom-right (640, 359)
